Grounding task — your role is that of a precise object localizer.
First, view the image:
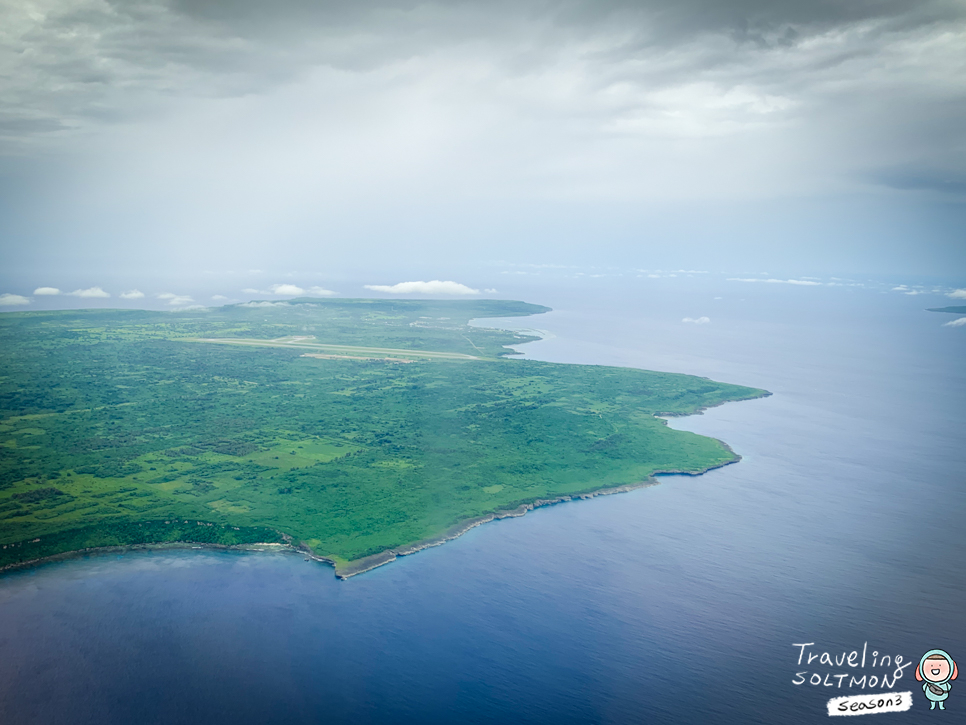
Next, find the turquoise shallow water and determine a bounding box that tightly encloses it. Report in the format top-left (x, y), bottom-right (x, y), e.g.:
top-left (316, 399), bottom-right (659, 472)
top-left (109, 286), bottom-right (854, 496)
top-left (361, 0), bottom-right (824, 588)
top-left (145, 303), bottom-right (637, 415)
top-left (1, 278), bottom-right (963, 724)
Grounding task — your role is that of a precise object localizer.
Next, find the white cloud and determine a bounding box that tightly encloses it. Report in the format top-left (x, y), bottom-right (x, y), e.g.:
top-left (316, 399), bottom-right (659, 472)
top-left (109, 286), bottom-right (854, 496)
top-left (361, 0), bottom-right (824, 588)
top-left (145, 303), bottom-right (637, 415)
top-left (891, 285), bottom-right (922, 295)
top-left (364, 280), bottom-right (480, 295)
top-left (727, 278), bottom-right (822, 286)
top-left (240, 301), bottom-right (287, 307)
top-left (71, 287), bottom-right (110, 298)
top-left (212, 294), bottom-right (228, 300)
top-left (270, 283), bottom-right (305, 296)
top-left (0, 293), bottom-right (30, 306)
top-left (241, 284), bottom-right (337, 297)
top-left (942, 317), bottom-right (966, 327)
top-left (682, 316), bottom-right (711, 324)
top-left (948, 289), bottom-right (966, 300)
top-left (484, 288), bottom-right (498, 294)
top-left (643, 270), bottom-right (696, 279)
top-left (34, 287), bottom-right (61, 295)
top-left (157, 292), bottom-right (193, 306)
top-left (120, 289), bottom-right (145, 299)
top-left (268, 283), bottom-right (336, 296)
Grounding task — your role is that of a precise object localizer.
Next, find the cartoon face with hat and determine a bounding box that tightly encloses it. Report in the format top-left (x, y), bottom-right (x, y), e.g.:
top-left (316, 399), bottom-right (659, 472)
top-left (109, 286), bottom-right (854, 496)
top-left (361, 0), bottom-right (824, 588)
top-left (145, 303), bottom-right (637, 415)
top-left (917, 649), bottom-right (958, 711)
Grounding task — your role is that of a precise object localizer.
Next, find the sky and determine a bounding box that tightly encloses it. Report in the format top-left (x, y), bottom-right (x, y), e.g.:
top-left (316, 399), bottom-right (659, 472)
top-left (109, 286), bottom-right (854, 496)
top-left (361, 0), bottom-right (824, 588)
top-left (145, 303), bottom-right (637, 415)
top-left (1, 0), bottom-right (965, 307)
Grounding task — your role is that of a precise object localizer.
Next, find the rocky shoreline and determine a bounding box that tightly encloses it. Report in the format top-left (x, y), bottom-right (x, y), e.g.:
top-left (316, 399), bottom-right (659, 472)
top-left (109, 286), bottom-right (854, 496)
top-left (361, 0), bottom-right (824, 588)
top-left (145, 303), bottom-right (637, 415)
top-left (1, 396), bottom-right (765, 580)
top-left (315, 453), bottom-right (743, 579)
top-left (319, 390), bottom-right (770, 578)
top-left (0, 450), bottom-right (745, 581)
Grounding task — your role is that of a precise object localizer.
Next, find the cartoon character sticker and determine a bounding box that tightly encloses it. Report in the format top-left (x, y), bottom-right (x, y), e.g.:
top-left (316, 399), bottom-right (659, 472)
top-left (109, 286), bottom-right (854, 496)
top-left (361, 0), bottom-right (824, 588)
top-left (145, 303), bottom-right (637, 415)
top-left (916, 649), bottom-right (958, 711)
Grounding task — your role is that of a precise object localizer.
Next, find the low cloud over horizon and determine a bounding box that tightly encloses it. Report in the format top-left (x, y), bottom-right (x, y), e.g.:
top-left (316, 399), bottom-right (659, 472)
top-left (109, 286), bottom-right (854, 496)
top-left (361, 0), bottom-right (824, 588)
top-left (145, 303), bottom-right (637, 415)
top-left (727, 278), bottom-right (823, 286)
top-left (241, 284), bottom-right (337, 298)
top-left (0, 294), bottom-right (30, 306)
top-left (29, 286), bottom-right (112, 298)
top-left (72, 287), bottom-right (111, 298)
top-left (364, 281), bottom-right (481, 295)
top-left (157, 292), bottom-right (194, 306)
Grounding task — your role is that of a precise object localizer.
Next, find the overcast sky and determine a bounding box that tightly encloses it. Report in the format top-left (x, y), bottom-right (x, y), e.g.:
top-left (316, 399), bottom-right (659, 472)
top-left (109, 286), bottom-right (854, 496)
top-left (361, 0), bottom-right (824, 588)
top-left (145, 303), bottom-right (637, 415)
top-left (1, 0), bottom-right (964, 302)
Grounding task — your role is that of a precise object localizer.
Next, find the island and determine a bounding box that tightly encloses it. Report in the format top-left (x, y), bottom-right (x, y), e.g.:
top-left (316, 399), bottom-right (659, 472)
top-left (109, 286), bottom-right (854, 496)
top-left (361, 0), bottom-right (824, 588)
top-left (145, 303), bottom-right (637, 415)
top-left (927, 306), bottom-right (966, 314)
top-left (0, 299), bottom-right (769, 577)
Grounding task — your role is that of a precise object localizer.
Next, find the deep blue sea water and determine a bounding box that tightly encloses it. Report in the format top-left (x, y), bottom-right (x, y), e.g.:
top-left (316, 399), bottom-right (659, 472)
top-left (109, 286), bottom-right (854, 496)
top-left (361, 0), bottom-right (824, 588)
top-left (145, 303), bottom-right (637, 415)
top-left (1, 277), bottom-right (964, 724)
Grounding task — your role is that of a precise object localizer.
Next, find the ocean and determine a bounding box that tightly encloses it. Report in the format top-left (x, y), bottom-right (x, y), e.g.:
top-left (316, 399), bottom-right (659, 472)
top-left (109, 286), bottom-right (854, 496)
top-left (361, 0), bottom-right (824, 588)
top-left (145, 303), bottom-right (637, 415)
top-left (1, 275), bottom-right (963, 724)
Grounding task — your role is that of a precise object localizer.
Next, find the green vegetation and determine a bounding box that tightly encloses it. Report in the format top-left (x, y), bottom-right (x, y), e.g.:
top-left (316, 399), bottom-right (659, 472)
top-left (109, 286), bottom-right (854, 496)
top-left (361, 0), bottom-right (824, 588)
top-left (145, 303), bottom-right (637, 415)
top-left (0, 298), bottom-right (767, 575)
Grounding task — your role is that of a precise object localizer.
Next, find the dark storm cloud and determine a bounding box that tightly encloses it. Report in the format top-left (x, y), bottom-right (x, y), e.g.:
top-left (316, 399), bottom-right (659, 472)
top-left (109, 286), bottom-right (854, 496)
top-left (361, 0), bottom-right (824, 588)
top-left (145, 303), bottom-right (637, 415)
top-left (1, 0), bottom-right (964, 283)
top-left (5, 0), bottom-right (963, 139)
top-left (167, 0), bottom-right (957, 38)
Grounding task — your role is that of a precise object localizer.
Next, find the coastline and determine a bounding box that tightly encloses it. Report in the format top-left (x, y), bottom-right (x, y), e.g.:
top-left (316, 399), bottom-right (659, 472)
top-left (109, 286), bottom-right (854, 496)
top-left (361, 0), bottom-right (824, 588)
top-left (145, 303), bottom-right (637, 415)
top-left (0, 455), bottom-right (740, 581)
top-left (0, 398), bottom-right (768, 581)
top-left (303, 392), bottom-right (771, 578)
top-left (654, 387), bottom-right (772, 419)
top-left (317, 450), bottom-right (744, 579)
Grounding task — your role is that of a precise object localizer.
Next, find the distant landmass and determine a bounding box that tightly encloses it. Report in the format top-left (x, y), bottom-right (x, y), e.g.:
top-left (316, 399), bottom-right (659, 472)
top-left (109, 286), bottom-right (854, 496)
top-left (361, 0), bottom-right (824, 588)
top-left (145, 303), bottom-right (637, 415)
top-left (927, 306), bottom-right (966, 314)
top-left (0, 299), bottom-right (768, 577)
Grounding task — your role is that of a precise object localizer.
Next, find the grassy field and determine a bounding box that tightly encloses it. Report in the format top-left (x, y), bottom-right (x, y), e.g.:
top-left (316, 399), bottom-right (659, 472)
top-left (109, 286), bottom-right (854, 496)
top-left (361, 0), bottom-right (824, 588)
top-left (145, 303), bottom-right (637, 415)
top-left (0, 298), bottom-right (768, 574)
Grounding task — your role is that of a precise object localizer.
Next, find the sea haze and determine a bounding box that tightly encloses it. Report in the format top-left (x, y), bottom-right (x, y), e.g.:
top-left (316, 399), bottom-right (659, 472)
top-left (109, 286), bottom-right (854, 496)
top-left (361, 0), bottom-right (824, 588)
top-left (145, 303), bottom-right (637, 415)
top-left (0, 277), bottom-right (963, 725)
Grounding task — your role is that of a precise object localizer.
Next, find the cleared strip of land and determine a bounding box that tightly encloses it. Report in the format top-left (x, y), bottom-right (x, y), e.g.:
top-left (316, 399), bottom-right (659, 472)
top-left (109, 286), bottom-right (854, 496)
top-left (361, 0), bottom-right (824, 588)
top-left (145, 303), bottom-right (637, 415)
top-left (187, 337), bottom-right (481, 361)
